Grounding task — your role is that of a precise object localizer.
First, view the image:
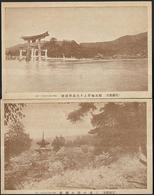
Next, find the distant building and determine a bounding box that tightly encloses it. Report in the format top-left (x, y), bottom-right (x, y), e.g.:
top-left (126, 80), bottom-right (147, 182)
top-left (35, 132), bottom-right (51, 154)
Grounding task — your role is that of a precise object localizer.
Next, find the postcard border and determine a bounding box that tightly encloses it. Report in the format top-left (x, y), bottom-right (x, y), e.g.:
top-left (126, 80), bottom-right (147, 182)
top-left (1, 1), bottom-right (152, 99)
top-left (1, 98), bottom-right (152, 194)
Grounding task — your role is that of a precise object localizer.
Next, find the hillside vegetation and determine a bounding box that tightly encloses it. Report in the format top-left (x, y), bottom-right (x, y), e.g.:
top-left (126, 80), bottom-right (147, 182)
top-left (6, 32), bottom-right (147, 59)
top-left (4, 102), bottom-right (147, 190)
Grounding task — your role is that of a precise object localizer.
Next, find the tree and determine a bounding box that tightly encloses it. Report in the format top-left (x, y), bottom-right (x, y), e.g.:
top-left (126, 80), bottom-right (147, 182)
top-left (50, 37), bottom-right (57, 48)
top-left (5, 122), bottom-right (32, 162)
top-left (4, 103), bottom-right (26, 126)
top-left (67, 102), bottom-right (147, 155)
top-left (52, 136), bottom-right (65, 152)
top-left (4, 103), bottom-right (31, 162)
top-left (67, 103), bottom-right (96, 123)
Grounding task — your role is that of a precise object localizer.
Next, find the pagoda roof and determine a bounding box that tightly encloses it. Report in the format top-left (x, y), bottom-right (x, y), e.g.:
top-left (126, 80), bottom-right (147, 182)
top-left (37, 139), bottom-right (50, 147)
top-left (37, 131), bottom-right (50, 148)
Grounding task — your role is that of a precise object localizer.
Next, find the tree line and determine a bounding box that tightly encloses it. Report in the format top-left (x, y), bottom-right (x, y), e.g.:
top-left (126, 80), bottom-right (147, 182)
top-left (4, 102), bottom-right (147, 163)
top-left (6, 32), bottom-right (147, 59)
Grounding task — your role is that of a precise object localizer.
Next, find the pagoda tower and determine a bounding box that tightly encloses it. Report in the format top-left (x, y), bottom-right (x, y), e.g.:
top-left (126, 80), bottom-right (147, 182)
top-left (35, 131), bottom-right (51, 154)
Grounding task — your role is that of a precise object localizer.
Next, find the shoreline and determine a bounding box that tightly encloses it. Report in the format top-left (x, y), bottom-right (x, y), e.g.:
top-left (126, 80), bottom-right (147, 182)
top-left (5, 57), bottom-right (148, 62)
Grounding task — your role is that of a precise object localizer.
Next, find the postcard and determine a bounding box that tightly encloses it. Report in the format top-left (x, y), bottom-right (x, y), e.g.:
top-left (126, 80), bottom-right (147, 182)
top-left (1, 99), bottom-right (152, 194)
top-left (2, 2), bottom-right (152, 99)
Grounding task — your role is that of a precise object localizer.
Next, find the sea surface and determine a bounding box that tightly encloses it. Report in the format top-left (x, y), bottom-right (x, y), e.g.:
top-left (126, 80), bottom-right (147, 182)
top-left (4, 58), bottom-right (148, 93)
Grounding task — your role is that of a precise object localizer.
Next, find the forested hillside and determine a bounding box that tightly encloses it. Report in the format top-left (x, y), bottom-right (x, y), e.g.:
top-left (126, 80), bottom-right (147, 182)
top-left (6, 32), bottom-right (147, 59)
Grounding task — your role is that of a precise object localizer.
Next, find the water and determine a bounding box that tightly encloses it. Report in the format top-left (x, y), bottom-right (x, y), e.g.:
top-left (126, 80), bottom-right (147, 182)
top-left (4, 58), bottom-right (148, 93)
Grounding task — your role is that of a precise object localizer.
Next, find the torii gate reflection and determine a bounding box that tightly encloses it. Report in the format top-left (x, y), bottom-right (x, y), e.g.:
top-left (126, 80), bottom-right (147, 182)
top-left (20, 31), bottom-right (49, 61)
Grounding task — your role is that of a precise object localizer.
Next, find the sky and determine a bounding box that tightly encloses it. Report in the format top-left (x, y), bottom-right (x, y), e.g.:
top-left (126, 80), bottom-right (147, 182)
top-left (5, 6), bottom-right (148, 47)
top-left (22, 103), bottom-right (95, 139)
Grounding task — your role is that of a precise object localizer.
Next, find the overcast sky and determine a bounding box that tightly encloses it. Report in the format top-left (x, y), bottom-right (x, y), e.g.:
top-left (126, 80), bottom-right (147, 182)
top-left (22, 103), bottom-right (95, 139)
top-left (5, 6), bottom-right (148, 47)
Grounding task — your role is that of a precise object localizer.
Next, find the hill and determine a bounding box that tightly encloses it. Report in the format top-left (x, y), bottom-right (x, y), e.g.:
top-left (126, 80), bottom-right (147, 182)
top-left (6, 32), bottom-right (147, 59)
top-left (80, 32), bottom-right (147, 58)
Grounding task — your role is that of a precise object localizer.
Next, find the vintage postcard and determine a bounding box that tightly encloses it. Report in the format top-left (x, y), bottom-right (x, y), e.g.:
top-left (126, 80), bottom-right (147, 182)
top-left (1, 99), bottom-right (152, 194)
top-left (2, 2), bottom-right (152, 99)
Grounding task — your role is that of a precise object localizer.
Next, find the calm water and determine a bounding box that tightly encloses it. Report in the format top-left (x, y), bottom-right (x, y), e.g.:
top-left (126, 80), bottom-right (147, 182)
top-left (5, 58), bottom-right (148, 93)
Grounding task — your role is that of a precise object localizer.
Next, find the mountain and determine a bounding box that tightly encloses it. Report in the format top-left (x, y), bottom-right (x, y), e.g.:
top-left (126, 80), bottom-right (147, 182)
top-left (80, 32), bottom-right (147, 58)
top-left (6, 32), bottom-right (147, 59)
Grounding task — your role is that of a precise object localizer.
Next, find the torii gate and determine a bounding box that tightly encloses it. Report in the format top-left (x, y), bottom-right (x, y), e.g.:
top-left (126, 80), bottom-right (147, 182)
top-left (20, 31), bottom-right (49, 61)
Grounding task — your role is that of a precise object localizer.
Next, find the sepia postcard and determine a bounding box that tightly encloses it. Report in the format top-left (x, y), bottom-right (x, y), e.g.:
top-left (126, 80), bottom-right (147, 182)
top-left (1, 1), bottom-right (153, 195)
top-left (1, 99), bottom-right (152, 194)
top-left (2, 2), bottom-right (152, 99)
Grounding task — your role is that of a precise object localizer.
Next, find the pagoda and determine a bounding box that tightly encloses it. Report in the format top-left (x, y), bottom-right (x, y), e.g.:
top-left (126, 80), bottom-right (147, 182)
top-left (35, 132), bottom-right (51, 154)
